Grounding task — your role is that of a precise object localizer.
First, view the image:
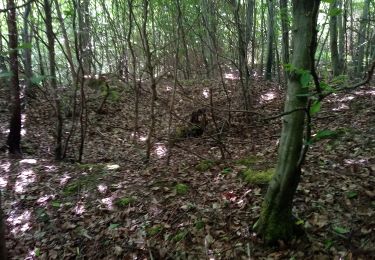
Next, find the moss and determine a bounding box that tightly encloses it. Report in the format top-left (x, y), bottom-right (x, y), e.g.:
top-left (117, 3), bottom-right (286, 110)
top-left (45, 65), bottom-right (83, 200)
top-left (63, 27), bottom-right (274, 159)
top-left (171, 229), bottom-right (188, 242)
top-left (175, 183), bottom-right (188, 195)
top-left (115, 197), bottom-right (135, 207)
top-left (242, 168), bottom-right (275, 184)
top-left (195, 160), bottom-right (215, 172)
top-left (235, 156), bottom-right (259, 167)
top-left (256, 202), bottom-right (303, 244)
top-left (146, 224), bottom-right (163, 236)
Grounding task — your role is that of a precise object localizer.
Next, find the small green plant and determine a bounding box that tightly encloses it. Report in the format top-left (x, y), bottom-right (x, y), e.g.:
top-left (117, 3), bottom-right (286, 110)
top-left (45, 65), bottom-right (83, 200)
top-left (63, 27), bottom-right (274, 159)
top-left (242, 168), bottom-right (275, 184)
top-left (115, 197), bottom-right (135, 207)
top-left (146, 224), bottom-right (163, 236)
top-left (171, 229), bottom-right (188, 242)
top-left (221, 167), bottom-right (232, 174)
top-left (175, 183), bottom-right (188, 195)
top-left (235, 156), bottom-right (259, 167)
top-left (194, 219), bottom-right (205, 230)
top-left (195, 160), bottom-right (215, 171)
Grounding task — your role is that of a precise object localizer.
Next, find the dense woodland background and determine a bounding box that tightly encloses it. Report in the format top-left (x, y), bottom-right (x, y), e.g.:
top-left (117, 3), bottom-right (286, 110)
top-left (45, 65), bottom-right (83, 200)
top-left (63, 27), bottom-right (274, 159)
top-left (0, 0), bottom-right (374, 259)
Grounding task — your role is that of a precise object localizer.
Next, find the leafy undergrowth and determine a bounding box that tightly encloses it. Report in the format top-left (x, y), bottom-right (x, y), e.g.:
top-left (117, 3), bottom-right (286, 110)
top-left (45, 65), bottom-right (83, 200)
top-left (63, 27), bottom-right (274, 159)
top-left (0, 79), bottom-right (374, 259)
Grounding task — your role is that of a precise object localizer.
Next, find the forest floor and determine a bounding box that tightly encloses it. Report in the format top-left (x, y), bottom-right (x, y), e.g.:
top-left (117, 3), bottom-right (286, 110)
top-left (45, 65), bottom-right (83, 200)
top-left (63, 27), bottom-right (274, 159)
top-left (0, 76), bottom-right (374, 259)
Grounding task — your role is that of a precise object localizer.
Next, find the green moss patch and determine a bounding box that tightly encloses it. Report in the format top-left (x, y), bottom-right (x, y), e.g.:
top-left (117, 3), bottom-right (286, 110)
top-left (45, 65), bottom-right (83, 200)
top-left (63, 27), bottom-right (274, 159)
top-left (115, 197), bottom-right (135, 207)
top-left (146, 224), bottom-right (164, 237)
top-left (195, 160), bottom-right (215, 172)
top-left (235, 156), bottom-right (259, 167)
top-left (170, 229), bottom-right (189, 242)
top-left (242, 168), bottom-right (275, 184)
top-left (175, 183), bottom-right (189, 195)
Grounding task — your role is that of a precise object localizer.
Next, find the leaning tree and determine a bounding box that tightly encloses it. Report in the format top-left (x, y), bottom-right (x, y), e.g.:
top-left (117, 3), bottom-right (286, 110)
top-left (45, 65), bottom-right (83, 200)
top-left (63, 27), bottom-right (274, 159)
top-left (255, 0), bottom-right (321, 243)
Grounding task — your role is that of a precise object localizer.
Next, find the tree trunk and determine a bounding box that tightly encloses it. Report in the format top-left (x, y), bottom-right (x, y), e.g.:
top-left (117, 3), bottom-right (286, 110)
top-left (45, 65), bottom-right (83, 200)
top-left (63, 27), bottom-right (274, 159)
top-left (6, 0), bottom-right (22, 157)
top-left (279, 0), bottom-right (289, 83)
top-left (355, 0), bottom-right (370, 75)
top-left (255, 0), bottom-right (320, 243)
top-left (330, 0), bottom-right (343, 76)
top-left (44, 0), bottom-right (64, 160)
top-left (0, 190), bottom-right (7, 260)
top-left (265, 0), bottom-right (274, 80)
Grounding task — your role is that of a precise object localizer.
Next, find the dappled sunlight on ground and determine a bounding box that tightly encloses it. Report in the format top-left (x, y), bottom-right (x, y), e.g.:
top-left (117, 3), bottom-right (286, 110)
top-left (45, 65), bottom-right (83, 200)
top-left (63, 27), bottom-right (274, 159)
top-left (202, 88), bottom-right (210, 98)
top-left (74, 201), bottom-right (86, 215)
top-left (343, 158), bottom-right (368, 165)
top-left (20, 158), bottom-right (37, 164)
top-left (224, 73), bottom-right (239, 80)
top-left (1, 160), bottom-right (10, 172)
top-left (354, 89), bottom-right (375, 96)
top-left (7, 209), bottom-right (32, 236)
top-left (97, 184), bottom-right (108, 193)
top-left (101, 196), bottom-right (115, 210)
top-left (37, 194), bottom-right (56, 206)
top-left (59, 174), bottom-right (71, 185)
top-left (154, 143), bottom-right (167, 158)
top-left (15, 169), bottom-right (36, 194)
top-left (332, 103), bottom-right (350, 111)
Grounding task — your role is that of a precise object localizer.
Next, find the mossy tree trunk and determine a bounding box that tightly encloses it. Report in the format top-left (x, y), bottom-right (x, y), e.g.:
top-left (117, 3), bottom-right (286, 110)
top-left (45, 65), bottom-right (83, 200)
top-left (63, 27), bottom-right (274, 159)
top-left (255, 0), bottom-right (320, 243)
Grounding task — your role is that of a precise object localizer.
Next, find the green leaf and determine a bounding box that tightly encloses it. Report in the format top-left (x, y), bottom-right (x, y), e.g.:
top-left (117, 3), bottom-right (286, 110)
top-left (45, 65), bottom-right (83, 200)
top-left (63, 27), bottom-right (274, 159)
top-left (333, 225), bottom-right (350, 234)
top-left (314, 129), bottom-right (338, 141)
top-left (322, 0), bottom-right (334, 3)
top-left (17, 43), bottom-right (32, 50)
top-left (51, 201), bottom-right (61, 208)
top-left (309, 101), bottom-right (321, 115)
top-left (346, 191), bottom-right (358, 199)
top-left (109, 223), bottom-right (120, 229)
top-left (300, 72), bottom-right (312, 88)
top-left (320, 82), bottom-right (336, 93)
top-left (328, 8), bottom-right (342, 17)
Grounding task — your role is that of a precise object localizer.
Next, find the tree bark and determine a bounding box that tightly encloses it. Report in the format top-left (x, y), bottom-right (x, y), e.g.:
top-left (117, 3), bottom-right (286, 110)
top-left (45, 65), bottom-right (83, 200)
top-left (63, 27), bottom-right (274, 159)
top-left (44, 0), bottom-right (63, 160)
top-left (6, 0), bottom-right (22, 157)
top-left (329, 0), bottom-right (343, 76)
top-left (255, 0), bottom-right (320, 243)
top-left (265, 0), bottom-right (275, 80)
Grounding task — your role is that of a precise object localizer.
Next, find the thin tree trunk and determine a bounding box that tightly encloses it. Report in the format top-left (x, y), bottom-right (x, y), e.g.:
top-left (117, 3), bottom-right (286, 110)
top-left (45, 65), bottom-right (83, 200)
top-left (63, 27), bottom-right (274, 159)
top-left (44, 0), bottom-right (63, 160)
top-left (329, 0), bottom-right (343, 76)
top-left (256, 0), bottom-right (320, 244)
top-left (265, 0), bottom-right (274, 80)
top-left (6, 0), bottom-right (22, 157)
top-left (279, 0), bottom-right (289, 84)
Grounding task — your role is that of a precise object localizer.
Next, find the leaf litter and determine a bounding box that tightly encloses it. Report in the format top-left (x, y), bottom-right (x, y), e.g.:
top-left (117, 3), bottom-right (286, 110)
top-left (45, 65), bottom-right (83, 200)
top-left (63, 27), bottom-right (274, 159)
top-left (0, 78), bottom-right (374, 259)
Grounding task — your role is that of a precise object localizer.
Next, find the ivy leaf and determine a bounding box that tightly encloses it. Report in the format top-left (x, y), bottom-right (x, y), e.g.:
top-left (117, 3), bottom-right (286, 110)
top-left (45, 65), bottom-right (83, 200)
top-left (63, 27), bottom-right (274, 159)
top-left (310, 101), bottom-right (321, 115)
top-left (109, 223), bottom-right (120, 229)
top-left (333, 225), bottom-right (350, 234)
top-left (300, 72), bottom-right (312, 88)
top-left (328, 8), bottom-right (342, 17)
top-left (313, 129), bottom-right (338, 141)
top-left (346, 191), bottom-right (358, 199)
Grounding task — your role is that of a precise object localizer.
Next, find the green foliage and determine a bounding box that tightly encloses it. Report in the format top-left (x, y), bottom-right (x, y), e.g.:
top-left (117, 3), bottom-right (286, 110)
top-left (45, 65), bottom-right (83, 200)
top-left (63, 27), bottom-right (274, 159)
top-left (346, 191), bottom-right (358, 199)
top-left (312, 129), bottom-right (338, 143)
top-left (242, 168), bottom-right (275, 184)
top-left (221, 167), bottom-right (233, 174)
top-left (115, 197), bottom-right (135, 207)
top-left (170, 229), bottom-right (188, 242)
top-left (235, 156), bottom-right (259, 167)
top-left (332, 225), bottom-right (350, 234)
top-left (194, 219), bottom-right (205, 230)
top-left (146, 224), bottom-right (163, 236)
top-left (195, 160), bottom-right (215, 172)
top-left (175, 183), bottom-right (188, 195)
top-left (309, 101), bottom-right (321, 115)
